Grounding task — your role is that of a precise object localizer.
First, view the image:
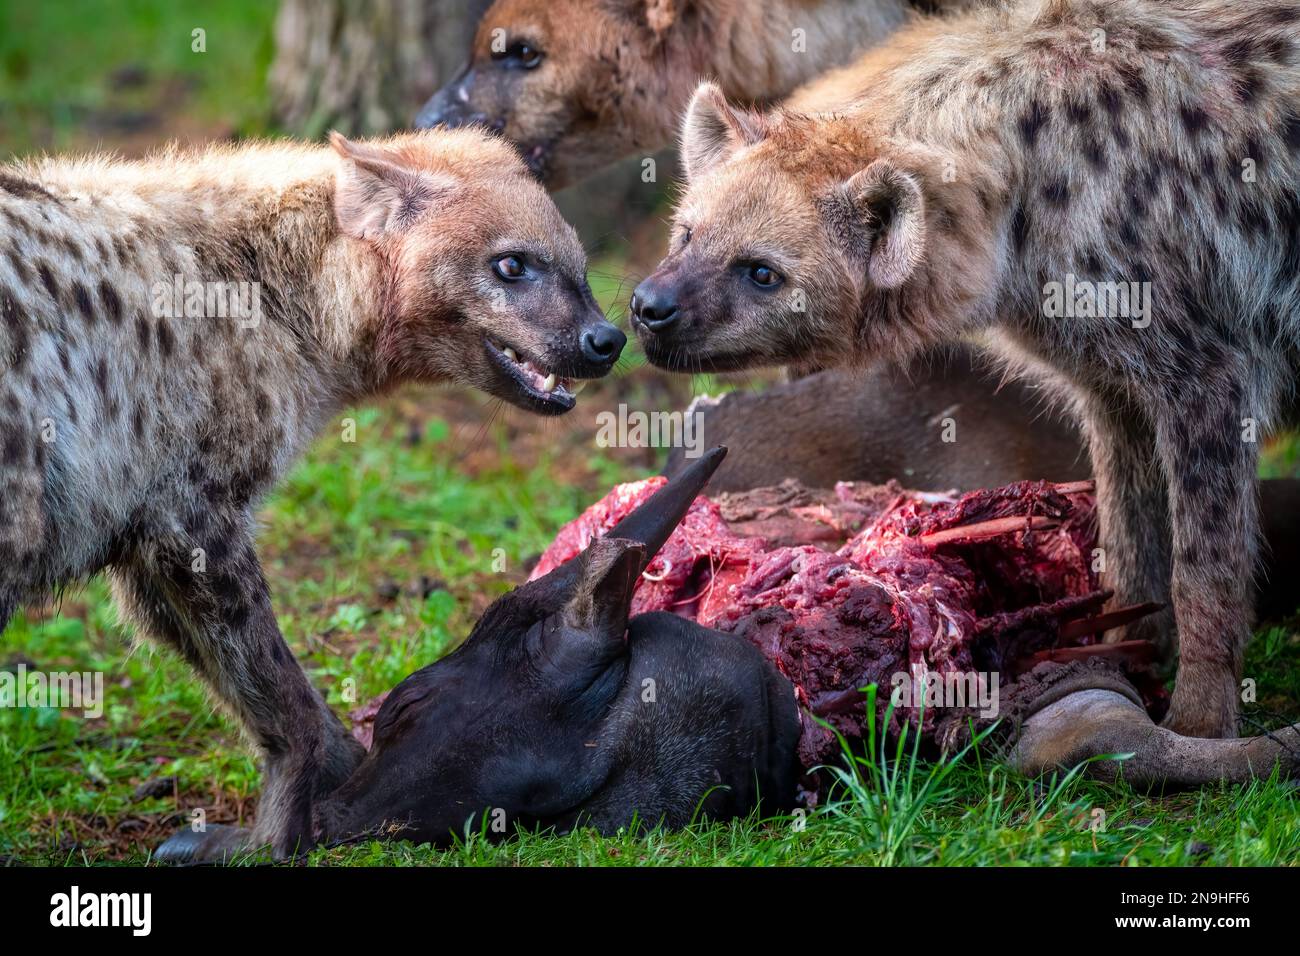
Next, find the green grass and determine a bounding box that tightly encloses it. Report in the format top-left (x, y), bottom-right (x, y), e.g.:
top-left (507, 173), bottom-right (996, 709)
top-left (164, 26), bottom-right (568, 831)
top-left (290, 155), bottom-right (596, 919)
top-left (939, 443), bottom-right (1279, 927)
top-left (0, 0), bottom-right (276, 156)
top-left (2, 397), bottom-right (1298, 867)
top-left (0, 398), bottom-right (642, 864)
top-left (306, 761), bottom-right (1300, 867)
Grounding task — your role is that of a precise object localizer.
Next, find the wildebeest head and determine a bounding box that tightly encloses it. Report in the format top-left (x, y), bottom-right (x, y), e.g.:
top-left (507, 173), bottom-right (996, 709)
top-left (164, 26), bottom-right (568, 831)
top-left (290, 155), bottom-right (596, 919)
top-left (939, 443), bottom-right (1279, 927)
top-left (315, 446), bottom-right (801, 846)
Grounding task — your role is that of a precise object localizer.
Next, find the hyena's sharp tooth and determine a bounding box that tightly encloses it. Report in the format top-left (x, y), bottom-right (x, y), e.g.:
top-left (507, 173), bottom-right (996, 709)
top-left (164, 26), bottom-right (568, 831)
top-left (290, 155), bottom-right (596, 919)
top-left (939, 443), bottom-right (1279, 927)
top-left (503, 347), bottom-right (518, 362)
top-left (571, 379), bottom-right (587, 395)
top-left (542, 372), bottom-right (557, 393)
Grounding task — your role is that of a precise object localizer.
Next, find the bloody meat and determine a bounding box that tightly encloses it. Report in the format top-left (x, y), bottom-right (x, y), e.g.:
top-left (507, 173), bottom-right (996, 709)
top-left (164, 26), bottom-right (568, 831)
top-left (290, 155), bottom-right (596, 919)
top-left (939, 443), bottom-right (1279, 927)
top-left (529, 477), bottom-right (1162, 773)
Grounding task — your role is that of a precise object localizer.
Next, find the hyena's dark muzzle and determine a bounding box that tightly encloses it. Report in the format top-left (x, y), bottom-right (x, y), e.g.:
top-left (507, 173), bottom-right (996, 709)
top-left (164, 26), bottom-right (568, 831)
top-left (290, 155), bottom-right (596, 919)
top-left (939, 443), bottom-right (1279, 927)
top-left (415, 64), bottom-right (502, 134)
top-left (629, 266), bottom-right (750, 373)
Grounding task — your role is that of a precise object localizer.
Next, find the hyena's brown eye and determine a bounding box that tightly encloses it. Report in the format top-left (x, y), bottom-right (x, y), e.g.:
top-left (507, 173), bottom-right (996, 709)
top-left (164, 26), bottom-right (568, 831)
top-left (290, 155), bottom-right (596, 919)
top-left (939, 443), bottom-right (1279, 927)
top-left (747, 264), bottom-right (782, 289)
top-left (493, 41), bottom-right (544, 69)
top-left (493, 254), bottom-right (527, 281)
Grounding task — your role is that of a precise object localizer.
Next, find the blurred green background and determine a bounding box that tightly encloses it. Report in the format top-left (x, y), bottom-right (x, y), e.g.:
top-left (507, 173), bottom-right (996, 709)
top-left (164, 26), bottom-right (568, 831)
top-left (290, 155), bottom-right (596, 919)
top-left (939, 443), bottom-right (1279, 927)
top-left (0, 0), bottom-right (275, 154)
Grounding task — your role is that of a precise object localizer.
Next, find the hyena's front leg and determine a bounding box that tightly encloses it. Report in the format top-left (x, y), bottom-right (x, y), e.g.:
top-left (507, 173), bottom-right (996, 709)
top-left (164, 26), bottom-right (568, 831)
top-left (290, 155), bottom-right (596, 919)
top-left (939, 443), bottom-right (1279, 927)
top-left (1153, 383), bottom-right (1258, 740)
top-left (113, 522), bottom-right (363, 858)
top-left (1077, 390), bottom-right (1174, 658)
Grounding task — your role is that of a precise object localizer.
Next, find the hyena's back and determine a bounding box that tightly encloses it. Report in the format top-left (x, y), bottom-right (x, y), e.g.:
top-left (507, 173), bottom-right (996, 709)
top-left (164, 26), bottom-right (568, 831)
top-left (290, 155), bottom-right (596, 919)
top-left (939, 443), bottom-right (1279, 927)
top-left (867, 0), bottom-right (1300, 737)
top-left (0, 169), bottom-right (318, 610)
top-left (967, 0), bottom-right (1300, 395)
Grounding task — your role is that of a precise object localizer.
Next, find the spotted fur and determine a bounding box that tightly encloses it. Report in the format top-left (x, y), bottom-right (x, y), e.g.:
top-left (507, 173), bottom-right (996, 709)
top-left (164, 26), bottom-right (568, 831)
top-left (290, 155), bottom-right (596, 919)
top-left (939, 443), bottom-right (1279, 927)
top-left (0, 128), bottom-right (604, 855)
top-left (640, 0), bottom-right (1300, 739)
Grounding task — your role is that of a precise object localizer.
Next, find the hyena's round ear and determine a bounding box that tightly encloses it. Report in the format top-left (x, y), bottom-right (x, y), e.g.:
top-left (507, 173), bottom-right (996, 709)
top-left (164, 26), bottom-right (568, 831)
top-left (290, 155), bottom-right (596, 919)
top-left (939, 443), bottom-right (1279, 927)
top-left (841, 159), bottom-right (927, 290)
top-left (680, 82), bottom-right (769, 182)
top-left (330, 131), bottom-right (457, 241)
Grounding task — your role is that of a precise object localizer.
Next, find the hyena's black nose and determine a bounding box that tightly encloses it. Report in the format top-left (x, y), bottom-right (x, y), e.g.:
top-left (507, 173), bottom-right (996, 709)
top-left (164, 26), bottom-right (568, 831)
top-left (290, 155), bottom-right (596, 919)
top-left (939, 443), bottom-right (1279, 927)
top-left (630, 278), bottom-right (679, 331)
top-left (580, 321), bottom-right (627, 366)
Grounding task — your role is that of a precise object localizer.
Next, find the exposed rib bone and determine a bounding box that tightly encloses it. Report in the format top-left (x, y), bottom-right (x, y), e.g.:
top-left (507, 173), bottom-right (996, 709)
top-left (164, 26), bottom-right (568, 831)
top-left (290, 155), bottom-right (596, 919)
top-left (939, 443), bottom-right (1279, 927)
top-left (1015, 639), bottom-right (1158, 677)
top-left (919, 514), bottom-right (1060, 547)
top-left (1052, 480), bottom-right (1096, 495)
top-left (1059, 602), bottom-right (1165, 641)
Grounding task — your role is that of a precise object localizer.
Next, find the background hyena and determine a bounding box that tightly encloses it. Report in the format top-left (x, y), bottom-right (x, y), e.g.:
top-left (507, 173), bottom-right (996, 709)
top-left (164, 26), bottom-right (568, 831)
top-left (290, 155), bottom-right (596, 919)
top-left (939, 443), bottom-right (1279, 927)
top-left (631, 0), bottom-right (1300, 739)
top-left (0, 128), bottom-right (624, 855)
top-left (415, 0), bottom-right (952, 187)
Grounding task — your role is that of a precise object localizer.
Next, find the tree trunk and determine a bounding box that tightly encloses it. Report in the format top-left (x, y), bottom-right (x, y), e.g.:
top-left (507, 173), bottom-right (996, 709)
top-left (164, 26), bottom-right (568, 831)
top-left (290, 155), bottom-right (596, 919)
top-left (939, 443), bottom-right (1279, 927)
top-left (269, 0), bottom-right (490, 138)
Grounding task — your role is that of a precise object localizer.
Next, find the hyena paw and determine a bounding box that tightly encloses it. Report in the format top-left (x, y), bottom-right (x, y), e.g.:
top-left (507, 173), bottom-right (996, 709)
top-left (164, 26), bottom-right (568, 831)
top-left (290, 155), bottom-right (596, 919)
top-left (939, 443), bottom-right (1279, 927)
top-left (153, 823), bottom-right (258, 865)
top-left (1161, 671), bottom-right (1239, 739)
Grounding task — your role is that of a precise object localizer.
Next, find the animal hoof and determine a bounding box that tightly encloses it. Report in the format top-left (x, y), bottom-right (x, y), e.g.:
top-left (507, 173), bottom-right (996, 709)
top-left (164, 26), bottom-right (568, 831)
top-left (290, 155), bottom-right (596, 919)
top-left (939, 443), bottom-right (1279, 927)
top-left (153, 824), bottom-right (255, 865)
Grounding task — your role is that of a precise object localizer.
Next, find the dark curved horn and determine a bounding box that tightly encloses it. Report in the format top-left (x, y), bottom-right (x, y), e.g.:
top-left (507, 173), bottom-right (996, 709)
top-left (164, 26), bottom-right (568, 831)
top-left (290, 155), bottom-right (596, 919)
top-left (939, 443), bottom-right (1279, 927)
top-left (536, 446), bottom-right (727, 592)
top-left (604, 445), bottom-right (727, 565)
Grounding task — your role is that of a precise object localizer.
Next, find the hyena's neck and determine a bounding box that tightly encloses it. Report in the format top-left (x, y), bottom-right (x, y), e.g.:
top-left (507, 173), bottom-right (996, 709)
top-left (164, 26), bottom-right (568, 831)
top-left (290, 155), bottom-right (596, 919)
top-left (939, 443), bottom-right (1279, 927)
top-left (824, 11), bottom-right (1052, 361)
top-left (27, 144), bottom-right (388, 407)
top-left (848, 136), bottom-right (1008, 367)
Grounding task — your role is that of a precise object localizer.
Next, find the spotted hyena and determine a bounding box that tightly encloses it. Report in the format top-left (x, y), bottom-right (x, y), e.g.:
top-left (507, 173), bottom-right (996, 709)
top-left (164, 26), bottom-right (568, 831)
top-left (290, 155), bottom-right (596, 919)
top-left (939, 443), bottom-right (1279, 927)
top-left (0, 129), bottom-right (624, 856)
top-left (415, 0), bottom-right (956, 187)
top-left (631, 0), bottom-right (1300, 739)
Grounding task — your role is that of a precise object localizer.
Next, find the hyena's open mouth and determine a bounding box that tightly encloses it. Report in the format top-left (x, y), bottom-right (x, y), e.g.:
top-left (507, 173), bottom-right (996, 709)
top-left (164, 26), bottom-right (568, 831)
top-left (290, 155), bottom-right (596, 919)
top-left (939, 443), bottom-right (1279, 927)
top-left (485, 338), bottom-right (578, 414)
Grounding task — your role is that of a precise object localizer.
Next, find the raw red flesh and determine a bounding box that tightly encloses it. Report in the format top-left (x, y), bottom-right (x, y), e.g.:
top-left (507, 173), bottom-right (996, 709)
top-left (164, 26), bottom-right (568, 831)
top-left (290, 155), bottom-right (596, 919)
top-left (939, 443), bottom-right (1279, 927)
top-left (531, 477), bottom-right (1155, 775)
top-left (530, 477), bottom-right (769, 622)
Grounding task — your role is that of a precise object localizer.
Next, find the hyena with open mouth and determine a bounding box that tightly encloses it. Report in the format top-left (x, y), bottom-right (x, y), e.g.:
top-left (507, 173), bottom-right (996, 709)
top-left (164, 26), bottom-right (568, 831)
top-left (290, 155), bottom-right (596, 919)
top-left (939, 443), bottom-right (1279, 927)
top-left (0, 128), bottom-right (623, 857)
top-left (632, 0), bottom-right (1300, 739)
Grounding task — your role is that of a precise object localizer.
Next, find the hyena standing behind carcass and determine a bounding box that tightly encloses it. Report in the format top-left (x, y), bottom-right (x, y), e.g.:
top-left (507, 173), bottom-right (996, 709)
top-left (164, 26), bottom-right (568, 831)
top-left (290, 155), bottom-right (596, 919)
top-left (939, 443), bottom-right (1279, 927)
top-left (0, 129), bottom-right (624, 857)
top-left (631, 0), bottom-right (1300, 739)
